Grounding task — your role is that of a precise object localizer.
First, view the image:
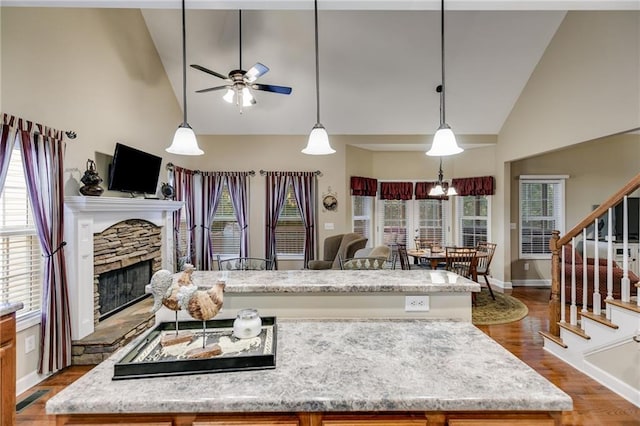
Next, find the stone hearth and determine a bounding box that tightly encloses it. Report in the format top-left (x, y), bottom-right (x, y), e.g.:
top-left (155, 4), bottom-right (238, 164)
top-left (72, 297), bottom-right (155, 365)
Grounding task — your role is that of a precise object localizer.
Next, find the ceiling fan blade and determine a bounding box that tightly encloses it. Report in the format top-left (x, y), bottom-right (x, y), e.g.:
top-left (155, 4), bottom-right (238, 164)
top-left (190, 64), bottom-right (229, 81)
top-left (195, 85), bottom-right (229, 93)
top-left (251, 84), bottom-right (292, 95)
top-left (245, 63), bottom-right (269, 83)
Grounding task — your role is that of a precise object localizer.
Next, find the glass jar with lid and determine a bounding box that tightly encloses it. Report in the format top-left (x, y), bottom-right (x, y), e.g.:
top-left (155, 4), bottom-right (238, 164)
top-left (233, 308), bottom-right (262, 339)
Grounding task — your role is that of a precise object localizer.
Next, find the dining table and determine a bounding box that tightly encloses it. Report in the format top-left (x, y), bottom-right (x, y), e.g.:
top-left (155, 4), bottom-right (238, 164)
top-left (407, 248), bottom-right (486, 281)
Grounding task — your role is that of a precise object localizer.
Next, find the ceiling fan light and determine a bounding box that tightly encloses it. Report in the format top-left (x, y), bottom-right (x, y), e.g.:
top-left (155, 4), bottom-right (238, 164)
top-left (166, 124), bottom-right (204, 156)
top-left (302, 124), bottom-right (336, 155)
top-left (426, 125), bottom-right (463, 156)
top-left (429, 184), bottom-right (445, 197)
top-left (223, 88), bottom-right (235, 104)
top-left (241, 87), bottom-right (255, 106)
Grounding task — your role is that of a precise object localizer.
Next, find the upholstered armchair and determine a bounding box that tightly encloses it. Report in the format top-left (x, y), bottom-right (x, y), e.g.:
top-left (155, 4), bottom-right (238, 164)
top-left (307, 233), bottom-right (368, 270)
top-left (562, 244), bottom-right (639, 302)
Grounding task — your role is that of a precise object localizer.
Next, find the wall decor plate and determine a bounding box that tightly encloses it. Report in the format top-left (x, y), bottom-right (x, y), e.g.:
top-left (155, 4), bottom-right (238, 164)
top-left (113, 317), bottom-right (276, 380)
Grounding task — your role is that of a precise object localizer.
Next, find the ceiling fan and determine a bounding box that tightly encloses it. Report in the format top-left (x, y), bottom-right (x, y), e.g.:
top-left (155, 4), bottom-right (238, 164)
top-left (191, 10), bottom-right (292, 112)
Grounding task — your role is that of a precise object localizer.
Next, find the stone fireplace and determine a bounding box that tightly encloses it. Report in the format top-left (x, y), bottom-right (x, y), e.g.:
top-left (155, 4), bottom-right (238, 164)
top-left (64, 196), bottom-right (182, 340)
top-left (93, 219), bottom-right (162, 323)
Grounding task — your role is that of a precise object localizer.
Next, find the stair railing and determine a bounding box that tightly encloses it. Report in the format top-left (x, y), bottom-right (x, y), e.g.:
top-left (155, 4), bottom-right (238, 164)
top-left (548, 172), bottom-right (640, 337)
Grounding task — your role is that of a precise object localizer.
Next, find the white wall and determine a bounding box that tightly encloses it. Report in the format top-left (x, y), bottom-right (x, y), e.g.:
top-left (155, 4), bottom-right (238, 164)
top-left (493, 11), bottom-right (640, 285)
top-left (1, 7), bottom-right (184, 389)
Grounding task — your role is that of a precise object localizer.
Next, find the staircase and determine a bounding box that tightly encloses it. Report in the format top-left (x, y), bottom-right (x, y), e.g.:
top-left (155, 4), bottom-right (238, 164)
top-left (540, 173), bottom-right (640, 407)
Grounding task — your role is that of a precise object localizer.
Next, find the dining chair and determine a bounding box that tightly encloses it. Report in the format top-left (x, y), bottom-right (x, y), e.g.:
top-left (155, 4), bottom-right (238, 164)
top-left (339, 256), bottom-right (387, 270)
top-left (475, 242), bottom-right (497, 299)
top-left (217, 256), bottom-right (273, 271)
top-left (395, 244), bottom-right (411, 270)
top-left (444, 247), bottom-right (478, 280)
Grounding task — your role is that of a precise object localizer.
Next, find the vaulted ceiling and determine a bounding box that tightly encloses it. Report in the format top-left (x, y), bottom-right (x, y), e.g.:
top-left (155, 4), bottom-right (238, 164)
top-left (5, 1), bottom-right (637, 150)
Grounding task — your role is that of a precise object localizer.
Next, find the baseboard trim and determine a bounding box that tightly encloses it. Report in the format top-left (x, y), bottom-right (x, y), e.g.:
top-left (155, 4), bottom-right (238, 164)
top-left (487, 277), bottom-right (513, 290)
top-left (16, 370), bottom-right (51, 396)
top-left (512, 279), bottom-right (551, 287)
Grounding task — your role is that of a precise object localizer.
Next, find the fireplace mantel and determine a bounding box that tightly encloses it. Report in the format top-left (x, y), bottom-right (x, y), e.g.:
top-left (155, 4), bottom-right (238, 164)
top-left (64, 196), bottom-right (183, 340)
top-left (65, 196), bottom-right (183, 214)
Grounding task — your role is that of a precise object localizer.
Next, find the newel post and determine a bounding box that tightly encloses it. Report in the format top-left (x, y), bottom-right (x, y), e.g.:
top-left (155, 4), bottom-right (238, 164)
top-left (549, 230), bottom-right (561, 337)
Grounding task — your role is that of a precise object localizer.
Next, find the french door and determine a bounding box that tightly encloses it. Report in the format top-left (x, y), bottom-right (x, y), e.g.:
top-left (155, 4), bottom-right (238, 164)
top-left (377, 198), bottom-right (450, 249)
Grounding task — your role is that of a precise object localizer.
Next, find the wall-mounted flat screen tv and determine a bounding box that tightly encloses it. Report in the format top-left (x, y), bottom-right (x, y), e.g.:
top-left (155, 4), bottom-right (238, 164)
top-left (108, 143), bottom-right (162, 195)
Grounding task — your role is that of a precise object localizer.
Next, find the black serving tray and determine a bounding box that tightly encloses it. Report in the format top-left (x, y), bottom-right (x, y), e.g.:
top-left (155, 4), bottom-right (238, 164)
top-left (113, 317), bottom-right (276, 380)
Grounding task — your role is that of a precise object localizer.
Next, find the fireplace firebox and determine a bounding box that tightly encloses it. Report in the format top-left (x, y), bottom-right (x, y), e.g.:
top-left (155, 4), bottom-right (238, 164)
top-left (97, 260), bottom-right (152, 320)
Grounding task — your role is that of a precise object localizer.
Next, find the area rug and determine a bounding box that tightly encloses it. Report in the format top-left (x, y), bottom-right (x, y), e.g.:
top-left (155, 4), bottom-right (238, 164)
top-left (472, 290), bottom-right (529, 325)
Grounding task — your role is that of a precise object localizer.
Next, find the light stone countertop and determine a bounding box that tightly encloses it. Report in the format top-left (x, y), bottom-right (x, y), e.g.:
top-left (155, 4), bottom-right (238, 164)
top-left (188, 269), bottom-right (481, 293)
top-left (46, 319), bottom-right (572, 415)
top-left (0, 301), bottom-right (23, 317)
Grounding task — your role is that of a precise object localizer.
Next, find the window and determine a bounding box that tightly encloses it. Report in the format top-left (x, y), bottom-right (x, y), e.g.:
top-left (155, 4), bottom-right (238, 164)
top-left (352, 196), bottom-right (373, 242)
top-left (275, 183), bottom-right (305, 257)
top-left (210, 182), bottom-right (240, 256)
top-left (457, 195), bottom-right (490, 247)
top-left (379, 199), bottom-right (408, 246)
top-left (416, 199), bottom-right (448, 247)
top-left (519, 176), bottom-right (566, 259)
top-left (0, 146), bottom-right (42, 322)
top-left (176, 207), bottom-right (189, 266)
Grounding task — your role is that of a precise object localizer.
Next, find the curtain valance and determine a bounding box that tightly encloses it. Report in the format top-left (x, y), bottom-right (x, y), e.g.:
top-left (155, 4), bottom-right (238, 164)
top-left (350, 176), bottom-right (378, 197)
top-left (451, 176), bottom-right (495, 196)
top-left (380, 182), bottom-right (413, 200)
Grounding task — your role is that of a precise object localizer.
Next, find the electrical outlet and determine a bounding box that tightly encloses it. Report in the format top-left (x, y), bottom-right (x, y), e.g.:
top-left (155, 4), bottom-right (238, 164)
top-left (405, 295), bottom-right (429, 312)
top-left (25, 335), bottom-right (36, 353)
top-left (524, 263), bottom-right (529, 271)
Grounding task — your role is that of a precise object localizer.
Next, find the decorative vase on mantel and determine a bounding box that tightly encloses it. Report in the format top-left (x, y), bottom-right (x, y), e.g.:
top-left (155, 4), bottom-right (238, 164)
top-left (79, 159), bottom-right (104, 196)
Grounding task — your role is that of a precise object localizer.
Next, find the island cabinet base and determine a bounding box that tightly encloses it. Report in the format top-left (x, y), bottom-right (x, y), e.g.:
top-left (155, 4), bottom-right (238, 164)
top-left (54, 410), bottom-right (562, 426)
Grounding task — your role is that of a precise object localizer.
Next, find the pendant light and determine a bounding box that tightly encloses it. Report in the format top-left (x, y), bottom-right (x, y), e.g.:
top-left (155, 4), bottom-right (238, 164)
top-left (166, 0), bottom-right (204, 156)
top-left (426, 0), bottom-right (462, 157)
top-left (302, 0), bottom-right (335, 155)
top-left (429, 158), bottom-right (457, 196)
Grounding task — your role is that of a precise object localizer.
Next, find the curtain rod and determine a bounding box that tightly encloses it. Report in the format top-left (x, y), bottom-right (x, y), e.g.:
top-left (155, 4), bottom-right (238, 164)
top-left (166, 163), bottom-right (255, 176)
top-left (260, 170), bottom-right (322, 176)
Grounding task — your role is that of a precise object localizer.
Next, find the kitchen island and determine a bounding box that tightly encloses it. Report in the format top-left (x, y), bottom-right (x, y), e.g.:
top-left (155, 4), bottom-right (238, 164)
top-left (47, 319), bottom-right (572, 425)
top-left (156, 269), bottom-right (481, 323)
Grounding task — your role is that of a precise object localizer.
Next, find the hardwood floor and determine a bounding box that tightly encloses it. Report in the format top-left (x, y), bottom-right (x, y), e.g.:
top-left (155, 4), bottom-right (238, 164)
top-left (15, 288), bottom-right (640, 425)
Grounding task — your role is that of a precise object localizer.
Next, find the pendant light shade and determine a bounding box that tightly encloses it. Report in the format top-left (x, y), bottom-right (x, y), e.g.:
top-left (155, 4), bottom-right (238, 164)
top-left (166, 123), bottom-right (203, 156)
top-left (426, 0), bottom-right (463, 157)
top-left (166, 0), bottom-right (204, 156)
top-left (302, 0), bottom-right (335, 156)
top-left (429, 158), bottom-right (456, 196)
top-left (303, 123), bottom-right (335, 155)
top-left (428, 124), bottom-right (462, 156)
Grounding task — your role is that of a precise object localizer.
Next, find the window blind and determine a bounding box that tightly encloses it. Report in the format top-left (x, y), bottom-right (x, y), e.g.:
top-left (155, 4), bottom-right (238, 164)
top-left (416, 199), bottom-right (448, 247)
top-left (0, 147), bottom-right (42, 319)
top-left (520, 178), bottom-right (565, 258)
top-left (211, 183), bottom-right (241, 256)
top-left (457, 195), bottom-right (489, 247)
top-left (352, 196), bottom-right (373, 241)
top-left (275, 184), bottom-right (305, 256)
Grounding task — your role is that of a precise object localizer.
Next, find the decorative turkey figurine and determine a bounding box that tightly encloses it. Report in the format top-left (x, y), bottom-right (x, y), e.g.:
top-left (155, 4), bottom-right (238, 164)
top-left (177, 274), bottom-right (226, 359)
top-left (148, 264), bottom-right (196, 346)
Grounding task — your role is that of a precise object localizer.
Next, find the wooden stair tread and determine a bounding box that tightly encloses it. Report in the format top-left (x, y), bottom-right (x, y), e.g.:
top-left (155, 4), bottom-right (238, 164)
top-left (606, 299), bottom-right (640, 314)
top-left (558, 322), bottom-right (590, 339)
top-left (579, 311), bottom-right (619, 329)
top-left (538, 331), bottom-right (568, 348)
